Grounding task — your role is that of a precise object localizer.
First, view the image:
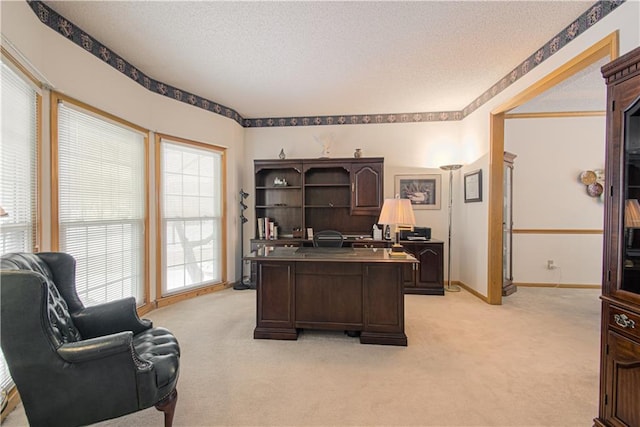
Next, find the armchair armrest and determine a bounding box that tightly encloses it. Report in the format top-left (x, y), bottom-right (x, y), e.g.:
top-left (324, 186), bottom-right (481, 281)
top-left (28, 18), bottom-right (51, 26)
top-left (57, 331), bottom-right (135, 363)
top-left (72, 297), bottom-right (151, 339)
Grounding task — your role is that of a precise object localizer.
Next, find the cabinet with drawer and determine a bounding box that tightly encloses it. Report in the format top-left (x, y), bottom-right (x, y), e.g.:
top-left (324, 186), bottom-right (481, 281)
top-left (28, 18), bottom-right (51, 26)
top-left (400, 240), bottom-right (444, 295)
top-left (599, 304), bottom-right (640, 427)
top-left (248, 239), bottom-right (302, 286)
top-left (596, 47), bottom-right (640, 427)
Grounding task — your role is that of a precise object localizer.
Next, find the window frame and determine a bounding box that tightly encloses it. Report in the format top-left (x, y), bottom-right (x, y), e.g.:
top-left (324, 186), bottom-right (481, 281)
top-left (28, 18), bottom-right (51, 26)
top-left (50, 91), bottom-right (151, 310)
top-left (155, 133), bottom-right (228, 307)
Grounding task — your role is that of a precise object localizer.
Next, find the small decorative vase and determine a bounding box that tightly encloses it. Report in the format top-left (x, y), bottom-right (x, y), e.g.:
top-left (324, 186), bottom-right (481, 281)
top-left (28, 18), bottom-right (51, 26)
top-left (279, 148), bottom-right (286, 159)
top-left (354, 148), bottom-right (362, 158)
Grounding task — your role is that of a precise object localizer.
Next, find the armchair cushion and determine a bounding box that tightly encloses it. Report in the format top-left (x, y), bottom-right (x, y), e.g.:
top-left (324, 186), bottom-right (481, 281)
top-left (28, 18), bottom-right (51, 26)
top-left (134, 328), bottom-right (180, 388)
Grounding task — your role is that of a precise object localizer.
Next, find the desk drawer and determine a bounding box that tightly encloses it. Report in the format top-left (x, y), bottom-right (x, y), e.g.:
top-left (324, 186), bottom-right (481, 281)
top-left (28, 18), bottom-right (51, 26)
top-left (609, 305), bottom-right (639, 340)
top-left (351, 241), bottom-right (388, 248)
top-left (296, 262), bottom-right (361, 275)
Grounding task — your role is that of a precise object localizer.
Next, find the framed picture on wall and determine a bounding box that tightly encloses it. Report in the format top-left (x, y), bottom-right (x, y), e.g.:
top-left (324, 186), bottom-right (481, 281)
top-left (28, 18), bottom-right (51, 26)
top-left (464, 169), bottom-right (482, 203)
top-left (394, 174), bottom-right (441, 210)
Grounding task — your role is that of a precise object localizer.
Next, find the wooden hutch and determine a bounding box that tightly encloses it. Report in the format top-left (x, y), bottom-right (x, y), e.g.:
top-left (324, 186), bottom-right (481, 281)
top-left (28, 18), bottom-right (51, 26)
top-left (250, 157), bottom-right (444, 295)
top-left (595, 46), bottom-right (640, 427)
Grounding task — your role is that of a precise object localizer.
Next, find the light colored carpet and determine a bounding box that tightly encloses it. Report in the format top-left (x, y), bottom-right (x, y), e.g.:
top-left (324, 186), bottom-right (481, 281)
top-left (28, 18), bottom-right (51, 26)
top-left (2, 286), bottom-right (601, 427)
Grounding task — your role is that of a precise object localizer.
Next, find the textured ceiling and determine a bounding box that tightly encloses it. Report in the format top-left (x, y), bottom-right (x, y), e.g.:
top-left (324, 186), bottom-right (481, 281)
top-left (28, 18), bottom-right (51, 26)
top-left (43, 0), bottom-right (597, 119)
top-left (511, 56), bottom-right (609, 113)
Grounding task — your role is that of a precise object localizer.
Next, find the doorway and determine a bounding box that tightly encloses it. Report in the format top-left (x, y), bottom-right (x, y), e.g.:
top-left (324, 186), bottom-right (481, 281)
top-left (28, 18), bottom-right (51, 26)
top-left (486, 32), bottom-right (619, 305)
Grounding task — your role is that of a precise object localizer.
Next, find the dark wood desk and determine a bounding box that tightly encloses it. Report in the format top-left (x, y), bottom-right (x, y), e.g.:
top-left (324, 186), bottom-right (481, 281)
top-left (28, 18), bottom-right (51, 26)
top-left (244, 247), bottom-right (418, 346)
top-left (250, 238), bottom-right (443, 295)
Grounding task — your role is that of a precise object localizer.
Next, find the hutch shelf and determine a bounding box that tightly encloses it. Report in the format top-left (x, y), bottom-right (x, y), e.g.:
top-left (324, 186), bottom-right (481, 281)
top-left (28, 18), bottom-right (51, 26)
top-left (253, 157), bottom-right (384, 239)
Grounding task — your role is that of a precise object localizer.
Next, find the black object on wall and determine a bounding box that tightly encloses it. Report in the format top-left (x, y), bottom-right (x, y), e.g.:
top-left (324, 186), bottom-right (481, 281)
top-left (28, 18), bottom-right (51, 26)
top-left (234, 189), bottom-right (254, 290)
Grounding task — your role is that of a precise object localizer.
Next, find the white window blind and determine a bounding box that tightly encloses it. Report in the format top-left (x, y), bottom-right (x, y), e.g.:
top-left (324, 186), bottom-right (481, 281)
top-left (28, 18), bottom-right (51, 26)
top-left (160, 138), bottom-right (223, 294)
top-left (0, 60), bottom-right (39, 405)
top-left (0, 62), bottom-right (38, 254)
top-left (57, 102), bottom-right (146, 306)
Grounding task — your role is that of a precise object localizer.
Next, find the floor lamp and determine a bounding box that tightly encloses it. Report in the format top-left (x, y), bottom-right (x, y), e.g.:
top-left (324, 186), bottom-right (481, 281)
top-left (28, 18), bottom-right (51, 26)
top-left (440, 164), bottom-right (463, 292)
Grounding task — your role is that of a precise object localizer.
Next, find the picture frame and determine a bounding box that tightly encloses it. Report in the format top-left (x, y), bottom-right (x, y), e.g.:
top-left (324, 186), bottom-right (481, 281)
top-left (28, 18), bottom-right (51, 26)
top-left (464, 169), bottom-right (482, 203)
top-left (394, 174), bottom-right (441, 210)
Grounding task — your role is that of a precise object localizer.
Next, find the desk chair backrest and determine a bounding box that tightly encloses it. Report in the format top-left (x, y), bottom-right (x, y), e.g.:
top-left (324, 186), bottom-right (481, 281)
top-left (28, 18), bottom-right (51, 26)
top-left (313, 230), bottom-right (344, 247)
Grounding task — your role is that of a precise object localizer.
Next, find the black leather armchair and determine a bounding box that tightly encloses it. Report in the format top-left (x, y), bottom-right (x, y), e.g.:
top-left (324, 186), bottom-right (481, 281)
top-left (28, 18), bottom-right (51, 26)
top-left (0, 252), bottom-right (180, 427)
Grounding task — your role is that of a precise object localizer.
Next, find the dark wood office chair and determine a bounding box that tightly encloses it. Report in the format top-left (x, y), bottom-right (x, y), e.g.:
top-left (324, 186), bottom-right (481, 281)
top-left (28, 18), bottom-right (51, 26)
top-left (313, 230), bottom-right (344, 247)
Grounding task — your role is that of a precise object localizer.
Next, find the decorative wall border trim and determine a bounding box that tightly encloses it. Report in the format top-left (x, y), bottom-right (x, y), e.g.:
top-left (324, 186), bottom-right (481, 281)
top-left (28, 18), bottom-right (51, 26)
top-left (244, 111), bottom-right (463, 127)
top-left (26, 0), bottom-right (624, 128)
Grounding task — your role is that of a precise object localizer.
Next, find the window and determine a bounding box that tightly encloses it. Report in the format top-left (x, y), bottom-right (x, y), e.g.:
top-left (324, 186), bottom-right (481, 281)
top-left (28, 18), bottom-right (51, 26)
top-left (157, 135), bottom-right (225, 296)
top-left (0, 57), bottom-right (40, 411)
top-left (0, 61), bottom-right (39, 253)
top-left (53, 94), bottom-right (148, 306)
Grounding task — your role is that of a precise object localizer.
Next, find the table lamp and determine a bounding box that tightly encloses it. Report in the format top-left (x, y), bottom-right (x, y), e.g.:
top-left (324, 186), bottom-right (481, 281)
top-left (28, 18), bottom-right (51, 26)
top-left (625, 199), bottom-right (640, 250)
top-left (625, 199), bottom-right (640, 228)
top-left (378, 196), bottom-right (416, 255)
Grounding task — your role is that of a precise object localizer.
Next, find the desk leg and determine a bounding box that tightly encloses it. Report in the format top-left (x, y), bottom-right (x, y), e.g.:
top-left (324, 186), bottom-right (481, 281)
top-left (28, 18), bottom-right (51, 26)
top-left (360, 331), bottom-right (407, 346)
top-left (361, 263), bottom-right (407, 346)
top-left (254, 262), bottom-right (298, 340)
top-left (254, 327), bottom-right (298, 340)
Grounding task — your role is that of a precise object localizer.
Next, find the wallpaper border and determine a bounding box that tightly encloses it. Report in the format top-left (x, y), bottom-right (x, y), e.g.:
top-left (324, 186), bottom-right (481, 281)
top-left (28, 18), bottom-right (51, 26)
top-left (26, 0), bottom-right (624, 128)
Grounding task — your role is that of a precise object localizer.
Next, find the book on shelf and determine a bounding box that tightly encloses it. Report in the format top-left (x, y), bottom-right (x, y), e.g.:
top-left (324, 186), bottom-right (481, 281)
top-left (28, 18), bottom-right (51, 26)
top-left (257, 217), bottom-right (278, 240)
top-left (257, 218), bottom-right (265, 239)
top-left (269, 221), bottom-right (275, 240)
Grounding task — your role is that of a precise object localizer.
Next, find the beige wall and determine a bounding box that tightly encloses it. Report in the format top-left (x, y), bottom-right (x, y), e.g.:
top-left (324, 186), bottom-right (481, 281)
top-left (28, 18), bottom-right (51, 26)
top-left (2, 0), bottom-right (639, 299)
top-left (243, 122), bottom-right (461, 245)
top-left (506, 116), bottom-right (605, 286)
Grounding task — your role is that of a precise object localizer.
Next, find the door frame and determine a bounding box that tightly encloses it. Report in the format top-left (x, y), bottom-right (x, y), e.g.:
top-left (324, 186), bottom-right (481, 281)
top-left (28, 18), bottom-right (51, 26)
top-left (486, 32), bottom-right (619, 305)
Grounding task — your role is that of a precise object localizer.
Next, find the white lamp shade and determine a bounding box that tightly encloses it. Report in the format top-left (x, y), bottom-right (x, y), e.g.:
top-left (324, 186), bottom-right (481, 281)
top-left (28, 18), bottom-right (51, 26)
top-left (378, 198), bottom-right (416, 226)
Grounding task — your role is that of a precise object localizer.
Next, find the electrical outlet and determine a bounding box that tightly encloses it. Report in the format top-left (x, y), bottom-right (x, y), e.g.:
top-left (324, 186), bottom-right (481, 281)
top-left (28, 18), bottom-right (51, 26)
top-left (547, 260), bottom-right (557, 270)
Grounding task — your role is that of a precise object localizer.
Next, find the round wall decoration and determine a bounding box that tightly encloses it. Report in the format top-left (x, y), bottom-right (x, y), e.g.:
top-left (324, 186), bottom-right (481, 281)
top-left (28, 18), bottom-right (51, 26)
top-left (587, 182), bottom-right (604, 197)
top-left (579, 169), bottom-right (605, 197)
top-left (580, 170), bottom-right (597, 185)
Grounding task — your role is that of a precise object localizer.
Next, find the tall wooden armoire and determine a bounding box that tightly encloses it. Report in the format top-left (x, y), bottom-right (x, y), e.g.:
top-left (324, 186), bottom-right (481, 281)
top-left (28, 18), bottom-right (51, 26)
top-left (595, 46), bottom-right (640, 427)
